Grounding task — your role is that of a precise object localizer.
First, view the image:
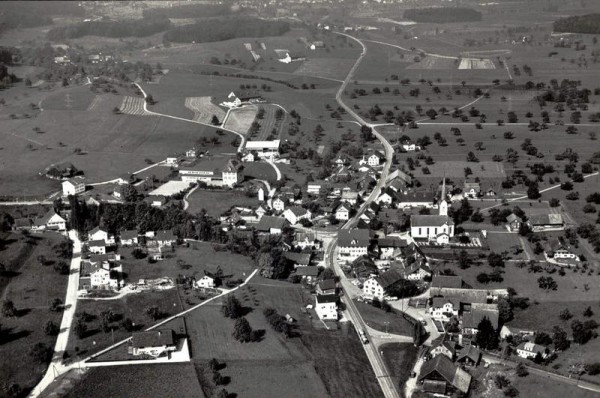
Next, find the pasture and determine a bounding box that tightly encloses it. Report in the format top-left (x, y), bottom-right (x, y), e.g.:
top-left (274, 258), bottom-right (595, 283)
top-left (380, 343), bottom-right (419, 394)
top-left (185, 189), bottom-right (261, 217)
top-left (184, 96), bottom-right (226, 124)
top-left (223, 105), bottom-right (258, 135)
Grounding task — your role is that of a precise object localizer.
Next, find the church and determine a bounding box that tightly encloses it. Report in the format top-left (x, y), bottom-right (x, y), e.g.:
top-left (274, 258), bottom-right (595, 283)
top-left (410, 179), bottom-right (455, 244)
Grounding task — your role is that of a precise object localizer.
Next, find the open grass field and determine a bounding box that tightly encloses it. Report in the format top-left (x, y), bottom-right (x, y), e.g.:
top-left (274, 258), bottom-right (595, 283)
top-left (0, 232), bottom-right (69, 396)
top-left (67, 288), bottom-right (184, 358)
top-left (123, 241), bottom-right (255, 283)
top-left (484, 232), bottom-right (529, 261)
top-left (184, 96), bottom-right (226, 124)
top-left (41, 85), bottom-right (99, 112)
top-left (223, 105), bottom-right (258, 135)
top-left (64, 363), bottom-right (204, 398)
top-left (354, 300), bottom-right (414, 335)
top-left (380, 343), bottom-right (418, 396)
top-left (185, 189), bottom-right (261, 217)
top-left (242, 162), bottom-right (278, 183)
top-left (253, 104), bottom-right (287, 140)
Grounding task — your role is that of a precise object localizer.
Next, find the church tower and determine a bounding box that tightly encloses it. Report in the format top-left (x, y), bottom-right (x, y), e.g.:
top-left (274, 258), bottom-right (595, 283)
top-left (439, 176), bottom-right (448, 216)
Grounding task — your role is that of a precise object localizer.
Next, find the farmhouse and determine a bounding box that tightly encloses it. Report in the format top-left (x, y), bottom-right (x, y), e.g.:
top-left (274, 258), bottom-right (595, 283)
top-left (272, 197), bottom-right (285, 212)
top-left (429, 334), bottom-right (456, 360)
top-left (293, 232), bottom-right (321, 250)
top-left (506, 213), bottom-right (523, 231)
top-left (80, 260), bottom-right (122, 290)
top-left (196, 275), bottom-right (215, 289)
top-left (338, 229), bottom-right (370, 260)
top-left (335, 203), bottom-right (351, 221)
top-left (283, 252), bottom-right (311, 268)
top-left (461, 309), bottom-right (500, 335)
top-left (166, 154), bottom-right (184, 167)
top-left (244, 140), bottom-right (280, 160)
top-left (402, 261), bottom-right (432, 281)
top-left (429, 297), bottom-right (460, 320)
top-left (256, 216), bottom-right (288, 234)
top-left (365, 151), bottom-right (385, 166)
top-left (401, 142), bottom-right (421, 152)
top-left (516, 342), bottom-right (549, 360)
top-left (362, 269), bottom-right (403, 300)
top-left (396, 190), bottom-right (435, 209)
top-left (456, 346), bottom-right (481, 366)
top-left (87, 240), bottom-right (106, 255)
top-left (295, 266), bottom-right (319, 282)
top-left (32, 210), bottom-right (66, 232)
top-left (130, 330), bottom-right (177, 357)
top-left (378, 237), bottom-right (407, 259)
top-left (526, 213), bottom-right (564, 231)
top-left (89, 227), bottom-right (115, 245)
top-left (316, 279), bottom-right (336, 295)
top-left (545, 238), bottom-right (578, 260)
top-left (62, 179), bottom-right (85, 196)
top-left (220, 92), bottom-right (242, 108)
top-left (155, 230), bottom-right (177, 246)
top-left (418, 355), bottom-right (471, 395)
top-left (179, 157), bottom-right (243, 188)
top-left (283, 207), bottom-right (311, 225)
top-left (463, 181), bottom-right (481, 198)
top-left (315, 294), bottom-right (338, 321)
top-left (120, 230), bottom-right (139, 246)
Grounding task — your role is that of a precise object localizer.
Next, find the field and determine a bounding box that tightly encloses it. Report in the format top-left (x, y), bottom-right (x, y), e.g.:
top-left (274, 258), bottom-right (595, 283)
top-left (253, 104), bottom-right (287, 140)
top-left (185, 189), bottom-right (261, 217)
top-left (354, 300), bottom-right (415, 335)
top-left (184, 96), bottom-right (226, 124)
top-left (242, 162), bottom-right (279, 183)
top-left (172, 277), bottom-right (383, 397)
top-left (0, 232), bottom-right (69, 396)
top-left (64, 363), bottom-right (204, 398)
top-left (380, 343), bottom-right (419, 396)
top-left (223, 105), bottom-right (258, 135)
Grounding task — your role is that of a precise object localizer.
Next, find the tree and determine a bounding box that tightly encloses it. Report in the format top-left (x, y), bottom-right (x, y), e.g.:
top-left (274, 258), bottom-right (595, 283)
top-left (585, 363), bottom-right (600, 376)
top-left (222, 295), bottom-right (243, 319)
top-left (572, 319), bottom-right (593, 344)
top-left (494, 374), bottom-right (511, 389)
top-left (559, 308), bottom-right (573, 321)
top-left (497, 298), bottom-right (513, 324)
top-left (2, 300), bottom-right (17, 317)
top-left (146, 305), bottom-right (163, 320)
top-left (488, 252), bottom-right (505, 267)
top-left (527, 181), bottom-right (541, 199)
top-left (211, 115), bottom-right (220, 125)
top-left (232, 317), bottom-right (253, 342)
top-left (121, 318), bottom-right (135, 332)
top-left (475, 317), bottom-right (499, 350)
top-left (552, 325), bottom-right (569, 351)
top-left (516, 363), bottom-right (529, 377)
top-left (217, 389), bottom-right (230, 398)
top-left (477, 272), bottom-right (490, 284)
top-left (537, 276), bottom-right (557, 291)
top-left (74, 319), bottom-right (87, 339)
top-left (425, 108), bottom-right (438, 119)
top-left (50, 298), bottom-right (63, 312)
top-left (29, 343), bottom-right (51, 364)
top-left (584, 306), bottom-right (594, 317)
top-left (504, 386), bottom-right (520, 397)
top-left (44, 321), bottom-right (59, 336)
top-left (466, 151), bottom-right (479, 162)
top-left (534, 331), bottom-right (552, 346)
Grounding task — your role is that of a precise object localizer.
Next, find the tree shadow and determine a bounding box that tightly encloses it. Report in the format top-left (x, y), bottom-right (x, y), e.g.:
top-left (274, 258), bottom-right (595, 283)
top-left (251, 329), bottom-right (266, 342)
top-left (239, 306), bottom-right (253, 317)
top-left (0, 327), bottom-right (31, 344)
top-left (16, 308), bottom-right (31, 317)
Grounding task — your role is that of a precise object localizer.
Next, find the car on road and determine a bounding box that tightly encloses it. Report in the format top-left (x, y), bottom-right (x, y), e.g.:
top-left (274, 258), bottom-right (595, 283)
top-left (359, 329), bottom-right (369, 344)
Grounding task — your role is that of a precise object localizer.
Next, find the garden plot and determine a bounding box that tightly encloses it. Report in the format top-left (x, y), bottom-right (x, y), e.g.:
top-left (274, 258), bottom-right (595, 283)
top-left (406, 56), bottom-right (457, 70)
top-left (119, 96), bottom-right (151, 116)
top-left (458, 58), bottom-right (496, 70)
top-left (223, 105), bottom-right (258, 135)
top-left (149, 180), bottom-right (193, 196)
top-left (184, 96), bottom-right (226, 124)
top-left (293, 57), bottom-right (353, 80)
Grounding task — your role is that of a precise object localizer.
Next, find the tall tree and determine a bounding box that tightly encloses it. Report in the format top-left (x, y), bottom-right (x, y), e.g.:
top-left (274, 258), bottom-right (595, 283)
top-left (232, 317), bottom-right (253, 342)
top-left (475, 317), bottom-right (499, 350)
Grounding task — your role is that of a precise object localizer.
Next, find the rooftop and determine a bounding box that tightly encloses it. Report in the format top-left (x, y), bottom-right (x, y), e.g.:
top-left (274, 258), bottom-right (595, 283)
top-left (411, 215), bottom-right (454, 227)
top-left (131, 329), bottom-right (176, 348)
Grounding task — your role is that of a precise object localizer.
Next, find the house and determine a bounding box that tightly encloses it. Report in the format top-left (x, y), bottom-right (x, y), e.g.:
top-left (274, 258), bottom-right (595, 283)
top-left (90, 266), bottom-right (120, 289)
top-left (295, 266), bottom-right (319, 282)
top-left (88, 240), bottom-right (106, 255)
top-left (120, 230), bottom-right (139, 246)
top-left (388, 179), bottom-right (407, 193)
top-left (283, 252), bottom-right (312, 268)
top-left (463, 181), bottom-right (481, 198)
top-left (506, 213), bottom-right (523, 231)
top-left (12, 218), bottom-right (32, 231)
top-left (220, 92), bottom-right (242, 108)
top-left (80, 259), bottom-right (123, 290)
top-left (307, 182), bottom-right (327, 196)
top-left (147, 196), bottom-right (166, 208)
top-left (338, 229), bottom-right (370, 261)
top-left (179, 157), bottom-right (243, 188)
top-left (545, 238), bottom-right (578, 260)
top-left (32, 210), bottom-right (66, 232)
top-left (367, 151), bottom-right (385, 166)
top-left (244, 140), bottom-right (280, 160)
top-left (516, 342), bottom-right (549, 360)
top-left (256, 216), bottom-right (288, 234)
top-left (316, 279), bottom-right (336, 295)
top-left (255, 205), bottom-right (267, 219)
top-left (89, 227), bottom-right (115, 245)
top-left (396, 190), bottom-right (435, 209)
top-left (130, 330), bottom-right (177, 357)
top-left (362, 269), bottom-right (403, 300)
top-left (461, 309), bottom-right (500, 335)
top-left (429, 334), bottom-right (456, 360)
top-left (378, 237), bottom-right (407, 260)
top-left (293, 232), bottom-right (321, 250)
top-left (377, 187), bottom-right (399, 206)
top-left (429, 297), bottom-right (461, 320)
top-left (341, 190), bottom-right (359, 205)
top-left (456, 346), bottom-right (482, 366)
top-left (402, 261), bottom-right (432, 281)
top-left (351, 256), bottom-right (378, 280)
top-left (499, 325), bottom-right (535, 340)
top-left (401, 142), bottom-right (421, 152)
top-left (155, 230), bottom-right (177, 246)
top-left (335, 203), bottom-right (351, 221)
top-left (283, 207), bottom-right (311, 225)
top-left (418, 355), bottom-right (471, 395)
top-left (196, 275), bottom-right (215, 289)
top-left (85, 196), bottom-right (100, 207)
top-left (148, 246), bottom-right (169, 261)
top-left (334, 154), bottom-right (350, 166)
top-left (526, 213), bottom-right (564, 231)
top-left (272, 197), bottom-right (285, 212)
top-left (62, 179), bottom-right (85, 196)
top-left (315, 294), bottom-right (338, 320)
top-left (166, 154), bottom-right (183, 167)
top-left (386, 169), bottom-right (413, 186)
top-left (186, 148), bottom-right (198, 158)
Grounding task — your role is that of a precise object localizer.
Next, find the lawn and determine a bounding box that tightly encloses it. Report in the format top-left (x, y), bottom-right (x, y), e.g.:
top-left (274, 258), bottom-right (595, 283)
top-left (243, 161), bottom-right (278, 183)
top-left (506, 301), bottom-right (600, 334)
top-left (64, 363), bottom-right (204, 398)
top-left (223, 105), bottom-right (258, 135)
top-left (485, 232), bottom-right (528, 261)
top-left (185, 188), bottom-right (261, 217)
top-left (380, 343), bottom-right (419, 397)
top-left (354, 300), bottom-right (415, 335)
top-left (0, 231), bottom-right (70, 397)
top-left (122, 241), bottom-right (255, 284)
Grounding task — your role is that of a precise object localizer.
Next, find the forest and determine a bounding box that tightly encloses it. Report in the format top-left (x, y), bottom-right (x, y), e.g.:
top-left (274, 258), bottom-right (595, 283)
top-left (554, 14), bottom-right (600, 34)
top-left (403, 7), bottom-right (482, 23)
top-left (164, 17), bottom-right (290, 43)
top-left (142, 3), bottom-right (233, 19)
top-left (47, 17), bottom-right (172, 41)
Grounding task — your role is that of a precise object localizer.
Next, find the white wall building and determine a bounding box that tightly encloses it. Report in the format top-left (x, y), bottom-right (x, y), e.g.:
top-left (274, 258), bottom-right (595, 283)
top-left (315, 294), bottom-right (338, 320)
top-left (196, 275), bottom-right (215, 289)
top-left (62, 179), bottom-right (85, 196)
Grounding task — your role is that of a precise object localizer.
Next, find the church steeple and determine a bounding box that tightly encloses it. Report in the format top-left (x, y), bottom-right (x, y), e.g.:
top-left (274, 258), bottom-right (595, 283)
top-left (439, 175), bottom-right (448, 216)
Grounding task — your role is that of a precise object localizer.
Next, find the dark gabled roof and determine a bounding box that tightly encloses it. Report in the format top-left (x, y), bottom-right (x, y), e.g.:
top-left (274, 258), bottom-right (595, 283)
top-left (527, 213), bottom-right (563, 226)
top-left (338, 229), bottom-right (370, 247)
top-left (419, 355), bottom-right (471, 393)
top-left (431, 275), bottom-right (463, 289)
top-left (456, 345), bottom-right (481, 364)
top-left (378, 237), bottom-right (407, 248)
top-left (464, 181), bottom-right (481, 191)
top-left (397, 190), bottom-right (434, 203)
top-left (88, 226), bottom-right (104, 235)
top-left (256, 216), bottom-right (288, 231)
top-left (506, 213), bottom-right (523, 223)
top-left (35, 209), bottom-right (64, 226)
top-left (317, 279), bottom-right (336, 291)
top-left (516, 342), bottom-right (547, 355)
top-left (423, 380), bottom-right (446, 394)
top-left (430, 334), bottom-right (456, 356)
top-left (295, 266), bottom-right (319, 277)
top-left (431, 296), bottom-right (461, 309)
top-left (462, 309), bottom-right (499, 330)
top-left (410, 215), bottom-right (454, 227)
top-left (375, 269), bottom-right (403, 289)
top-left (379, 209), bottom-right (404, 224)
top-left (120, 229), bottom-right (139, 240)
top-left (316, 294), bottom-right (338, 304)
top-left (156, 230), bottom-right (176, 241)
top-left (283, 251), bottom-right (311, 265)
top-left (286, 206), bottom-right (309, 217)
top-left (131, 329), bottom-right (175, 348)
top-left (87, 239), bottom-right (106, 247)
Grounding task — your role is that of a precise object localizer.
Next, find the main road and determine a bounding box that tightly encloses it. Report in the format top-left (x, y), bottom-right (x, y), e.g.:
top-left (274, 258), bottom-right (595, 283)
top-left (329, 31), bottom-right (401, 398)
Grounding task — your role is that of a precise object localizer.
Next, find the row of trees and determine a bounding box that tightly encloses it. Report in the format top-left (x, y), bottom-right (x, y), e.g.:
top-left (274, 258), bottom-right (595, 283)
top-left (48, 17), bottom-right (172, 40)
top-left (403, 7), bottom-right (482, 23)
top-left (554, 14), bottom-right (600, 34)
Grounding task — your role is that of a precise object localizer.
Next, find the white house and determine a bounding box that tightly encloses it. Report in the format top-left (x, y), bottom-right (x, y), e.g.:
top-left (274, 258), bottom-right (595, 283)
top-left (220, 92), bottom-right (242, 108)
top-left (378, 237), bottom-right (406, 260)
top-left (516, 342), bottom-right (549, 360)
top-left (335, 204), bottom-right (350, 221)
top-left (272, 197), bottom-right (285, 212)
top-left (196, 275), bottom-right (215, 289)
top-left (410, 180), bottom-right (454, 243)
top-left (283, 207), bottom-right (311, 225)
top-left (255, 205), bottom-right (267, 219)
top-left (32, 210), bottom-right (66, 232)
top-left (367, 151), bottom-right (385, 166)
top-left (338, 229), bottom-right (370, 261)
top-left (90, 266), bottom-right (121, 289)
top-left (545, 239), bottom-right (578, 260)
top-left (120, 230), bottom-right (139, 246)
top-left (315, 294), bottom-right (338, 321)
top-left (89, 227), bottom-right (115, 245)
top-left (244, 140), bottom-right (280, 160)
top-left (362, 270), bottom-right (403, 301)
top-left (401, 143), bottom-right (421, 152)
top-left (463, 181), bottom-right (481, 198)
top-left (62, 179), bottom-right (85, 196)
top-left (88, 240), bottom-right (106, 255)
top-left (429, 297), bottom-right (460, 320)
top-left (166, 154), bottom-right (183, 167)
top-left (130, 330), bottom-right (177, 357)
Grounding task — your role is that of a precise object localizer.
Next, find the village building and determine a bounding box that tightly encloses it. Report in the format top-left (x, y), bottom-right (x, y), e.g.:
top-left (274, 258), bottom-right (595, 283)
top-left (335, 203), bottom-right (351, 221)
top-left (429, 334), bottom-right (456, 360)
top-left (410, 180), bottom-right (454, 243)
top-left (130, 330), bottom-right (177, 357)
top-left (506, 213), bottom-right (523, 232)
top-left (256, 216), bottom-right (288, 234)
top-left (179, 157), bottom-right (243, 188)
top-left (244, 140), bottom-right (280, 160)
top-left (338, 229), bottom-right (370, 261)
top-left (526, 213), bottom-right (564, 231)
top-left (456, 346), bottom-right (482, 367)
top-left (429, 297), bottom-right (461, 320)
top-left (272, 197), bottom-right (285, 212)
top-left (283, 252), bottom-right (312, 268)
top-left (396, 190), bottom-right (435, 209)
top-left (418, 355), bottom-right (471, 395)
top-left (516, 342), bottom-right (549, 360)
top-left (315, 294), bottom-right (338, 321)
top-left (283, 207), bottom-right (311, 225)
top-left (155, 230), bottom-right (177, 246)
top-left (120, 230), bottom-right (139, 246)
top-left (316, 279), bottom-right (336, 295)
top-left (32, 210), bottom-right (67, 232)
top-left (220, 92), bottom-right (242, 108)
top-left (544, 238), bottom-right (578, 260)
top-left (62, 179), bottom-right (85, 196)
top-left (89, 227), bottom-right (115, 245)
top-left (362, 269), bottom-right (403, 300)
top-left (463, 181), bottom-right (481, 198)
top-left (88, 240), bottom-right (106, 255)
top-left (196, 275), bottom-right (216, 289)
